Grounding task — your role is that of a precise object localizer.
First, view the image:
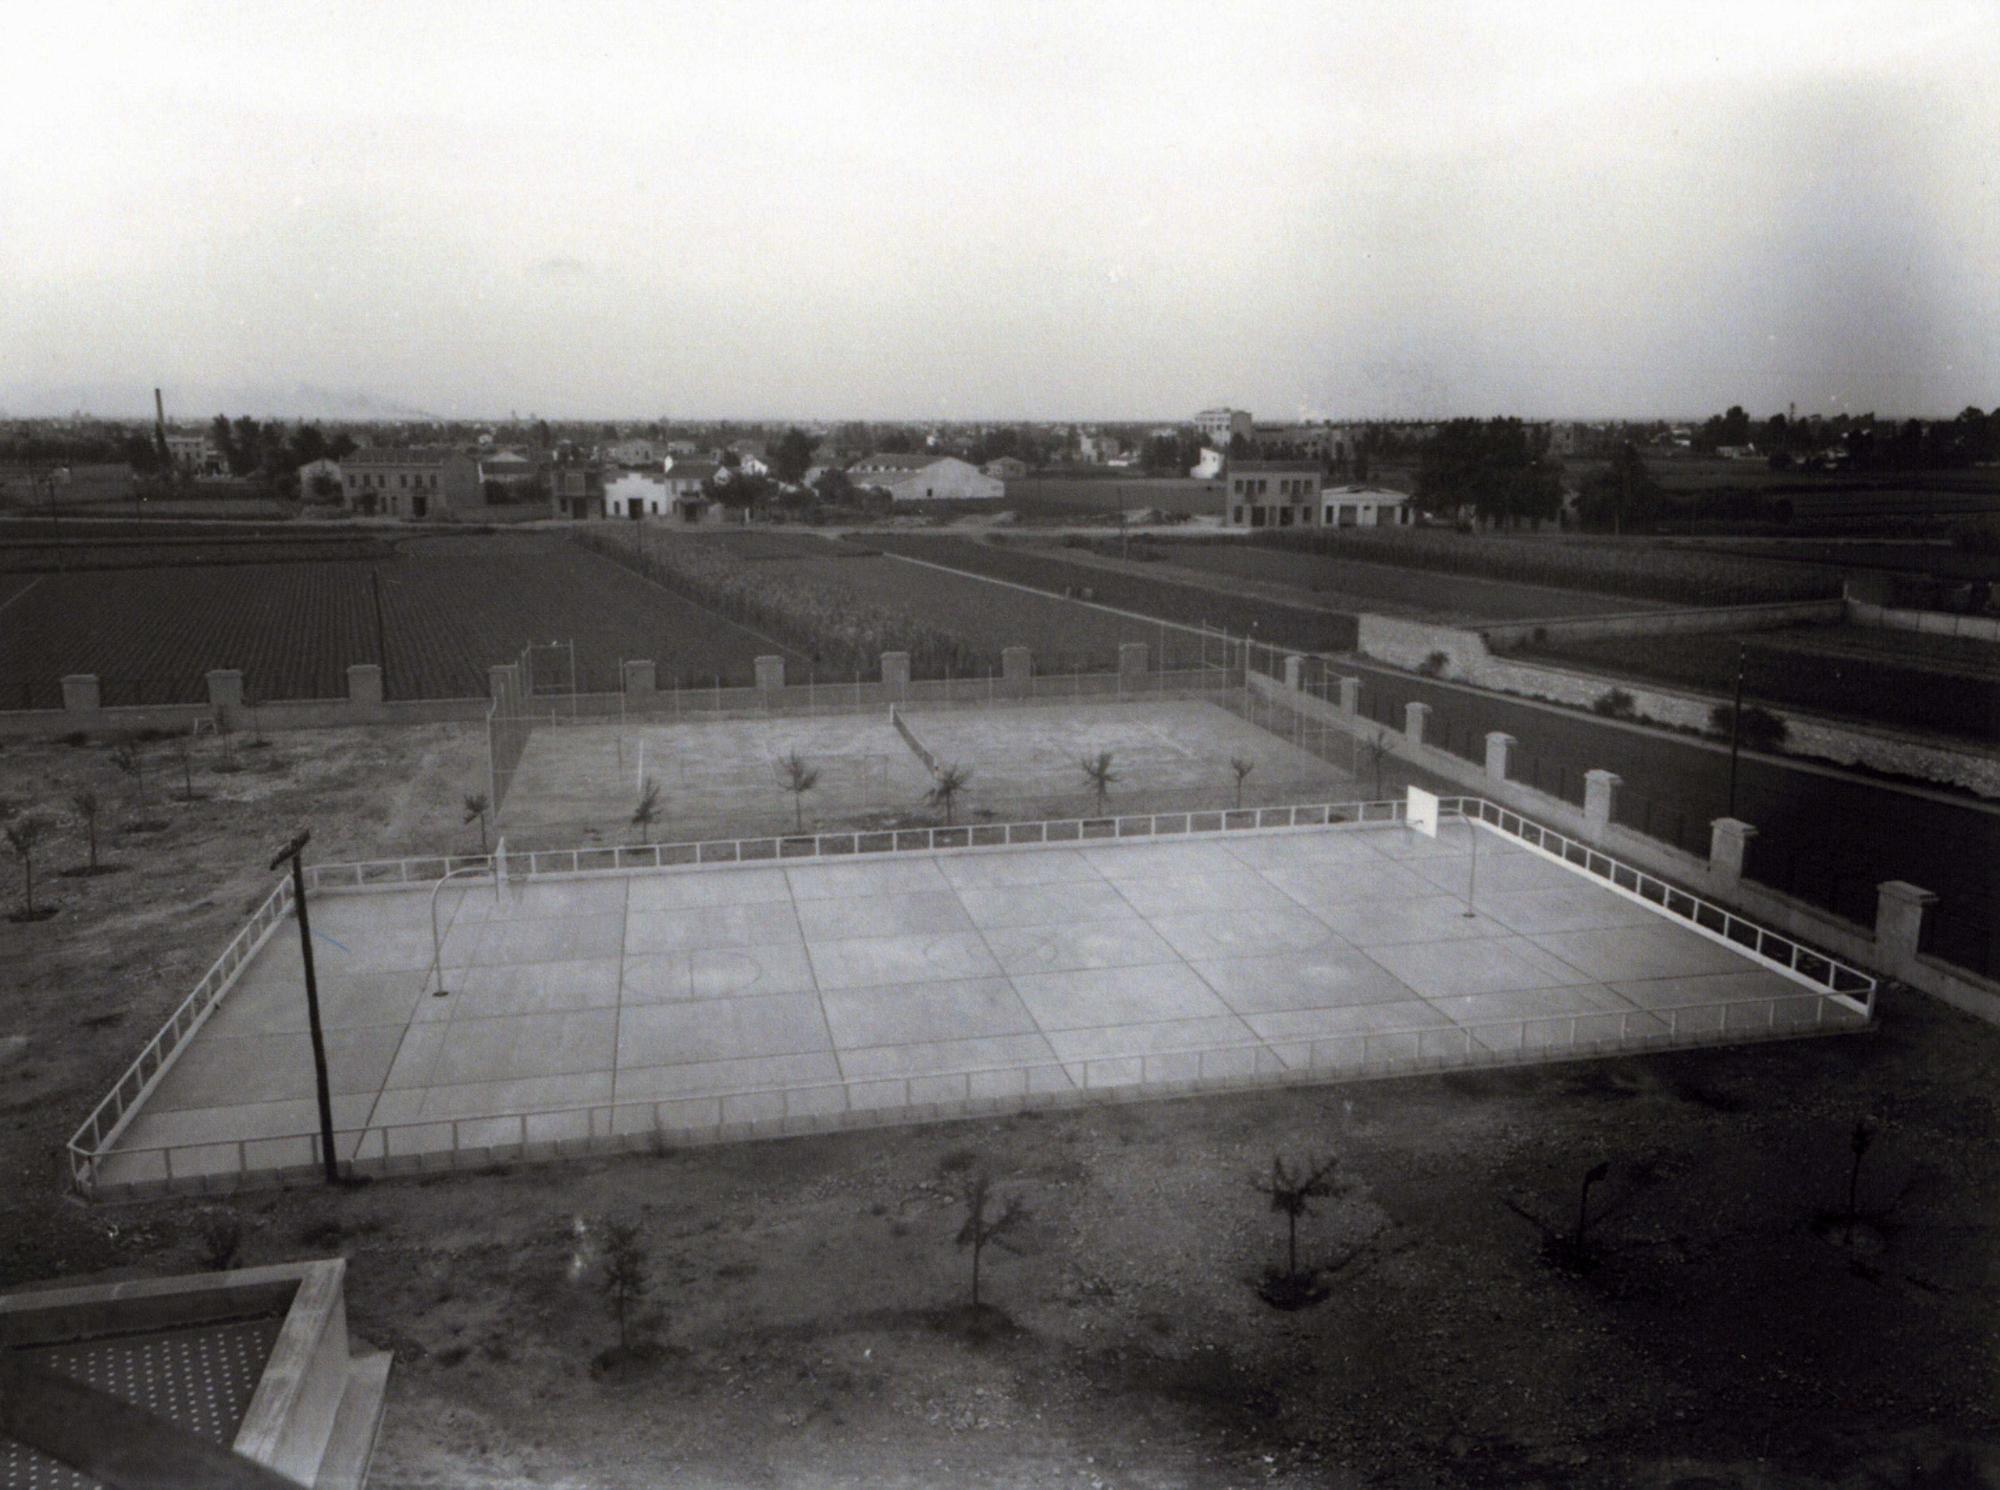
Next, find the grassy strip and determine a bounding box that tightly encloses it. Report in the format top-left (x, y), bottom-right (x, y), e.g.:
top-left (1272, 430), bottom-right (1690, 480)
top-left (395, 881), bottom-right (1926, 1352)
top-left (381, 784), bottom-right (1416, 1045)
top-left (1527, 632), bottom-right (2000, 742)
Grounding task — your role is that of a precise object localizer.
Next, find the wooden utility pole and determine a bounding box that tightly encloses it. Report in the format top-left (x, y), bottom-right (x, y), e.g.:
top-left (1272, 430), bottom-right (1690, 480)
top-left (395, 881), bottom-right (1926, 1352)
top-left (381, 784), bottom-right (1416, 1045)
top-left (1726, 644), bottom-right (1746, 819)
top-left (270, 829), bottom-right (339, 1184)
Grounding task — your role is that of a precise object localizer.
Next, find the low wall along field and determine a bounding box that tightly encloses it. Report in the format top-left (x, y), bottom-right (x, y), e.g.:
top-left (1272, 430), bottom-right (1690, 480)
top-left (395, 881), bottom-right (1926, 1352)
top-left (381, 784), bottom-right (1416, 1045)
top-left (0, 537), bottom-right (792, 708)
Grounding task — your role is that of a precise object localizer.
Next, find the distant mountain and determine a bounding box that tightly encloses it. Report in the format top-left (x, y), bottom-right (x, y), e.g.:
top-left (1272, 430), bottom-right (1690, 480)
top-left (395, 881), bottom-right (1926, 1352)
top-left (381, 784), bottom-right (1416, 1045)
top-left (0, 381), bottom-right (447, 422)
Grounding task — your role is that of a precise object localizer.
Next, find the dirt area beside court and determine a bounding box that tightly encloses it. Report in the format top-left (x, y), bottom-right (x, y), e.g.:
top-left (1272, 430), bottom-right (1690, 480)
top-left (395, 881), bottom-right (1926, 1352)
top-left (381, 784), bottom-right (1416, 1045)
top-left (2, 723), bottom-right (1996, 1490)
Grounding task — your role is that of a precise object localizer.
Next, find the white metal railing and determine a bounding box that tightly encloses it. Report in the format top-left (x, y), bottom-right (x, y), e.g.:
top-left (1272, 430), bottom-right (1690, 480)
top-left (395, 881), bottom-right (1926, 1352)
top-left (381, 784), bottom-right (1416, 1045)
top-left (79, 986), bottom-right (1862, 1196)
top-left (65, 875), bottom-right (297, 1192)
top-left (301, 799), bottom-right (1412, 891)
top-left (1456, 798), bottom-right (1877, 1010)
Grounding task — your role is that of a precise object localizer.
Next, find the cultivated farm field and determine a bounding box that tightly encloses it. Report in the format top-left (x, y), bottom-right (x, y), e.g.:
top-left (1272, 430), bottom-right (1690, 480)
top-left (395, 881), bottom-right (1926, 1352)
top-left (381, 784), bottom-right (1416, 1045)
top-left (1086, 535), bottom-right (1657, 622)
top-left (0, 539), bottom-right (795, 708)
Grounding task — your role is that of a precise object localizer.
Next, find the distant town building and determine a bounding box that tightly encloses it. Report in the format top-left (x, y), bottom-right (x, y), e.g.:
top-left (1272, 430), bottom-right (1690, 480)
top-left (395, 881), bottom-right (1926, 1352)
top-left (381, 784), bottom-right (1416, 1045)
top-left (162, 432), bottom-right (225, 476)
top-left (1320, 484), bottom-right (1414, 528)
top-left (477, 450), bottom-right (538, 492)
top-left (340, 446), bottom-right (482, 519)
top-left (845, 454), bottom-right (1002, 502)
top-left (1190, 448), bottom-right (1225, 480)
top-left (603, 468), bottom-right (669, 518)
top-left (549, 462), bottom-right (606, 519)
top-left (664, 461), bottom-right (721, 501)
top-left (1076, 431), bottom-right (1124, 464)
top-left (983, 456), bottom-right (1028, 480)
top-left (1224, 460), bottom-right (1323, 529)
top-left (296, 457), bottom-right (343, 500)
top-left (604, 437), bottom-right (659, 466)
top-left (1193, 408), bottom-right (1254, 446)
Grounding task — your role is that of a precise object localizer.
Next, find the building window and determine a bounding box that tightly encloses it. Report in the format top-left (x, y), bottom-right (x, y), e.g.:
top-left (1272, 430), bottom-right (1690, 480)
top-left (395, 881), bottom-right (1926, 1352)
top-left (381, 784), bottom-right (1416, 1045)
top-left (1232, 506), bottom-right (1244, 524)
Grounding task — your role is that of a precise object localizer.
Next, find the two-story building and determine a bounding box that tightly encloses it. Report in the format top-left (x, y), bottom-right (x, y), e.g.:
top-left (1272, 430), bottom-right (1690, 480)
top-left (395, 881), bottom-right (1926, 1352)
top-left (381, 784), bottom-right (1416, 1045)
top-left (1193, 408), bottom-right (1254, 447)
top-left (341, 447), bottom-right (482, 518)
top-left (1224, 460), bottom-right (1323, 529)
top-left (549, 462), bottom-right (606, 519)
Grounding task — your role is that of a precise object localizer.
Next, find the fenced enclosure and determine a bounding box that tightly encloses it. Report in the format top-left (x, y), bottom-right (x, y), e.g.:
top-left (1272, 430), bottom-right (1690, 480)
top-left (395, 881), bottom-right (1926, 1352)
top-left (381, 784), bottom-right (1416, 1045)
top-left (68, 793), bottom-right (1876, 1200)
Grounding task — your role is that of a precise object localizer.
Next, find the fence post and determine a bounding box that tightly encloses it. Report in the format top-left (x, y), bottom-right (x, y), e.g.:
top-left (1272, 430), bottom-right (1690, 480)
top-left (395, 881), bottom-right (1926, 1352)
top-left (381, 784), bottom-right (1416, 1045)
top-left (1873, 881), bottom-right (1935, 978)
top-left (1338, 676), bottom-right (1359, 716)
top-left (1707, 817), bottom-right (1757, 893)
top-left (1403, 701), bottom-right (1430, 748)
top-left (880, 651), bottom-right (910, 704)
top-left (1001, 646), bottom-right (1032, 701)
top-left (621, 659), bottom-right (657, 697)
top-left (1483, 731), bottom-right (1514, 783)
top-left (347, 664), bottom-right (384, 716)
top-left (1583, 770), bottom-right (1621, 843)
top-left (60, 673), bottom-right (102, 715)
top-left (1284, 654), bottom-right (1304, 690)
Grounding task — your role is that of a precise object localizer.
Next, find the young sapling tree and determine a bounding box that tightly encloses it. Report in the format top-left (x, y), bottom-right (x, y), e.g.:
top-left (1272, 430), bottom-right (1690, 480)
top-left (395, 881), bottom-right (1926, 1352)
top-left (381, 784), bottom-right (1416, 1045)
top-left (631, 777), bottom-right (662, 845)
top-left (1080, 750), bottom-right (1120, 816)
top-left (780, 751), bottom-right (820, 833)
top-left (463, 793), bottom-right (490, 853)
top-left (927, 763), bottom-right (972, 826)
top-left (955, 1171), bottom-right (1029, 1311)
top-left (1229, 755), bottom-right (1255, 810)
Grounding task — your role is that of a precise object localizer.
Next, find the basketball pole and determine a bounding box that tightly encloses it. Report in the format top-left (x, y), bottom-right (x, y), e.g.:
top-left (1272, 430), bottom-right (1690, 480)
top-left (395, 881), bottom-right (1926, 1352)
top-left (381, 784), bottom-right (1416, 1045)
top-left (270, 829), bottom-right (339, 1186)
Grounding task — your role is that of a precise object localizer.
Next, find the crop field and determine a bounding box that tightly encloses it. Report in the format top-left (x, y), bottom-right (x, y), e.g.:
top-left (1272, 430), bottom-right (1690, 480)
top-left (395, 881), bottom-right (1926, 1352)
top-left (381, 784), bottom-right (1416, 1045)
top-left (730, 543), bottom-right (1216, 673)
top-left (0, 543), bottom-right (795, 708)
top-left (1528, 625), bottom-right (2000, 743)
top-left (866, 533), bottom-right (1358, 652)
top-left (578, 527), bottom-right (1257, 677)
top-left (1085, 535), bottom-right (1656, 622)
top-left (1208, 528), bottom-right (1841, 606)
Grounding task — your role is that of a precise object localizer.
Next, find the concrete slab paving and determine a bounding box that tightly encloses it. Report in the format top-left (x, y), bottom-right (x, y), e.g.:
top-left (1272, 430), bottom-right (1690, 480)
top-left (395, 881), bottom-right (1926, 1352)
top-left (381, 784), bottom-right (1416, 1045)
top-left (91, 819), bottom-right (1866, 1191)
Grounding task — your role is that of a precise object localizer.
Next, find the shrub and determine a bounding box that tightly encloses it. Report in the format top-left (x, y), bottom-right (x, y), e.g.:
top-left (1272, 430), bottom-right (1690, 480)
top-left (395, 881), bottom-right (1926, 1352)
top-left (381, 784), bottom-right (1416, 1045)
top-left (1710, 702), bottom-right (1789, 752)
top-left (1418, 650), bottom-right (1449, 678)
top-left (1591, 687), bottom-right (1638, 720)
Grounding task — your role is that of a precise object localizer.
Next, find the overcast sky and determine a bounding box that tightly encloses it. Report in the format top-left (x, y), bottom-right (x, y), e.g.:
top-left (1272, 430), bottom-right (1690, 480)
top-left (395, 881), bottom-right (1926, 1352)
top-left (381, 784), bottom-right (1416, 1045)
top-left (2, 1), bottom-right (1995, 423)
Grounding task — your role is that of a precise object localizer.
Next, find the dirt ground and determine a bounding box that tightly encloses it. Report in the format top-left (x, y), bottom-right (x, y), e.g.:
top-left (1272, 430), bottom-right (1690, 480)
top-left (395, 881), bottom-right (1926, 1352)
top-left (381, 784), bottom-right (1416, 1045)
top-left (1, 724), bottom-right (1996, 1490)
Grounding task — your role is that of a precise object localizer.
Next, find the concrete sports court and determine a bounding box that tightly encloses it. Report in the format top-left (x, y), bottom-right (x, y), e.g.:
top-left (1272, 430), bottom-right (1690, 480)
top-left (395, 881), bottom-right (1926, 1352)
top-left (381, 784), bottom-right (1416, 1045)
top-left (497, 698), bottom-right (1358, 843)
top-left (75, 806), bottom-right (1871, 1198)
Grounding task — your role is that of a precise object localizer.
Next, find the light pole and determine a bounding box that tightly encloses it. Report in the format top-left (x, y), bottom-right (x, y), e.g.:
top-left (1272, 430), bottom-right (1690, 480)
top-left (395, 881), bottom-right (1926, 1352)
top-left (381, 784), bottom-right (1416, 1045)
top-left (270, 830), bottom-right (339, 1185)
top-left (1726, 643), bottom-right (1746, 818)
top-left (426, 863), bottom-right (496, 999)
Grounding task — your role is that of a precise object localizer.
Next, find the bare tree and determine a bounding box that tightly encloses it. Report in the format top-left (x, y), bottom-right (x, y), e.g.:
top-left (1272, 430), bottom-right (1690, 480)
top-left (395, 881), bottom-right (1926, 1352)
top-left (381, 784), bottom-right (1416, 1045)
top-left (597, 1217), bottom-right (651, 1356)
top-left (169, 730), bottom-right (197, 802)
top-left (1844, 1118), bottom-right (1877, 1237)
top-left (955, 1170), bottom-right (1028, 1310)
top-left (1229, 755), bottom-right (1255, 810)
top-left (462, 792), bottom-right (490, 852)
top-left (68, 786), bottom-right (102, 873)
top-left (5, 813), bottom-right (51, 918)
top-left (780, 751), bottom-right (820, 833)
top-left (1364, 729), bottom-right (1393, 800)
top-left (631, 777), bottom-right (662, 844)
top-left (926, 762), bottom-right (972, 826)
top-left (110, 739), bottom-right (147, 807)
top-left (1255, 1152), bottom-right (1341, 1283)
top-left (1080, 750), bottom-right (1120, 816)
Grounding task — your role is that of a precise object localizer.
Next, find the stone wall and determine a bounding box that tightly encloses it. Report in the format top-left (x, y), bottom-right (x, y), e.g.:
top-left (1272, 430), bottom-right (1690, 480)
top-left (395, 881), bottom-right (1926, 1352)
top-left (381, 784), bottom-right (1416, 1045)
top-left (1353, 613), bottom-right (2000, 798)
top-left (1248, 669), bottom-right (2000, 1024)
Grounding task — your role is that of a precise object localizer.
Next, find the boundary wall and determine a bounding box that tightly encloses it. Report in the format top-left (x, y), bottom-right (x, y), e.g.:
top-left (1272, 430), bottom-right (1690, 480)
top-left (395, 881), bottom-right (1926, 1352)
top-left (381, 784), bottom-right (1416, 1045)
top-left (1354, 614), bottom-right (2000, 798)
top-left (1247, 668), bottom-right (2000, 1025)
